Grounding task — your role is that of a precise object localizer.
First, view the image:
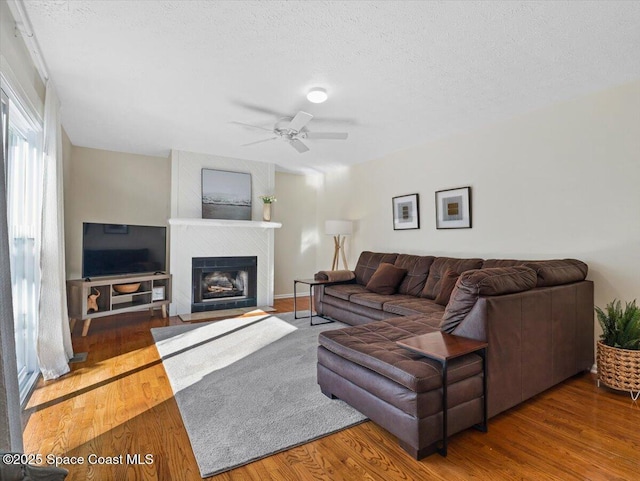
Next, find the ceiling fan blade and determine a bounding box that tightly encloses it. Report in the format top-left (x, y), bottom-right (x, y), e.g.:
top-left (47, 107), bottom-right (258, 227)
top-left (242, 137), bottom-right (278, 147)
top-left (230, 121), bottom-right (273, 132)
top-left (232, 101), bottom-right (290, 119)
top-left (233, 101), bottom-right (356, 125)
top-left (302, 132), bottom-right (349, 140)
top-left (288, 111), bottom-right (313, 132)
top-left (289, 139), bottom-right (310, 153)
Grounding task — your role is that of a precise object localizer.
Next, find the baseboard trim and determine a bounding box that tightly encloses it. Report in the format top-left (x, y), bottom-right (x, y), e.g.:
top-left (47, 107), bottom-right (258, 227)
top-left (70, 352), bottom-right (88, 363)
top-left (274, 293), bottom-right (295, 299)
top-left (590, 363), bottom-right (597, 374)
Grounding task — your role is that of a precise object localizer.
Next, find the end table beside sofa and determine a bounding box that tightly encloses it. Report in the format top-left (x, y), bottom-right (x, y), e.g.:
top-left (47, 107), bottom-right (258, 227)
top-left (314, 251), bottom-right (594, 459)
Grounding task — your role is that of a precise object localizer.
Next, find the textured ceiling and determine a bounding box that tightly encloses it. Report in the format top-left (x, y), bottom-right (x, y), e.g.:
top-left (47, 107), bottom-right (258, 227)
top-left (22, 0), bottom-right (640, 173)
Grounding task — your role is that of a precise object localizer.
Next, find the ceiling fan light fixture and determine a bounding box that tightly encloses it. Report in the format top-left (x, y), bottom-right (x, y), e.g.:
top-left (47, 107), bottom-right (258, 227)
top-left (234, 109), bottom-right (348, 153)
top-left (307, 87), bottom-right (328, 103)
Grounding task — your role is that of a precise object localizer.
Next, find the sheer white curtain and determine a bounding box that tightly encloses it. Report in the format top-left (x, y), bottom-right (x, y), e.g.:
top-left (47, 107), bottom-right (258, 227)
top-left (36, 81), bottom-right (72, 380)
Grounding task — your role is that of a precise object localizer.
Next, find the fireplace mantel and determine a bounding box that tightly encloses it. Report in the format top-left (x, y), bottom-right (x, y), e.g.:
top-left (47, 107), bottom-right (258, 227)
top-left (168, 218), bottom-right (282, 229)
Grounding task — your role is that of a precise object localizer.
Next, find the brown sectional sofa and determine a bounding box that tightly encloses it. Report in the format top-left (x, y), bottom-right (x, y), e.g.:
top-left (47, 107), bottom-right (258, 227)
top-left (315, 251), bottom-right (594, 459)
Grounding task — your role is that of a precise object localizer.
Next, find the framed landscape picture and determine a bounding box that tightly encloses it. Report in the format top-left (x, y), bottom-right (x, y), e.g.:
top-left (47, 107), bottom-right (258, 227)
top-left (392, 193), bottom-right (420, 230)
top-left (435, 186), bottom-right (472, 229)
top-left (202, 169), bottom-right (252, 220)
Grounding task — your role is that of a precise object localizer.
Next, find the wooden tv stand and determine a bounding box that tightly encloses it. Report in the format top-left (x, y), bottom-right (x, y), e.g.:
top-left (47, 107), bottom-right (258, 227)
top-left (67, 273), bottom-right (172, 336)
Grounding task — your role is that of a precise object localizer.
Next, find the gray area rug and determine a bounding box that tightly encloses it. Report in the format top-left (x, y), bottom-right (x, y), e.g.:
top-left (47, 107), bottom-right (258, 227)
top-left (151, 312), bottom-right (366, 478)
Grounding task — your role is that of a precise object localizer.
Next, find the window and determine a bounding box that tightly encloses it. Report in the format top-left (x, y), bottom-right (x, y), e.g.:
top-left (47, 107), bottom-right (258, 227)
top-left (1, 77), bottom-right (43, 405)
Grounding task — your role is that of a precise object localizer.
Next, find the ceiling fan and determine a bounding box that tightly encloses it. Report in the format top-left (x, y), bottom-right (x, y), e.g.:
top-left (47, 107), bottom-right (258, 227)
top-left (232, 111), bottom-right (348, 153)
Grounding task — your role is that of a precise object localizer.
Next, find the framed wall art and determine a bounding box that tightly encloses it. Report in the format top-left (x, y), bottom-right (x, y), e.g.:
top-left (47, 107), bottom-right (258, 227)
top-left (392, 193), bottom-right (420, 230)
top-left (201, 169), bottom-right (252, 220)
top-left (435, 186), bottom-right (472, 229)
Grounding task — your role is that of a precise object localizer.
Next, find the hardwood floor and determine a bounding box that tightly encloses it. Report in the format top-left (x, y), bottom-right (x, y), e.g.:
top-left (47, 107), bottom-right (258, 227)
top-left (22, 298), bottom-right (639, 480)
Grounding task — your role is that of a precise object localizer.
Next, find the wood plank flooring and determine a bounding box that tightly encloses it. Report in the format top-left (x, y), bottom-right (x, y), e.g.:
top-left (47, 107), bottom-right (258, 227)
top-left (22, 298), bottom-right (640, 480)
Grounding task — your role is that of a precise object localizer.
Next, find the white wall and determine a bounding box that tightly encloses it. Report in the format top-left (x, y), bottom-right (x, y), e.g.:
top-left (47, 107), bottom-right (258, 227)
top-left (273, 172), bottom-right (321, 296)
top-left (312, 167), bottom-right (361, 272)
top-left (170, 149), bottom-right (274, 220)
top-left (315, 80), bottom-right (640, 330)
top-left (64, 146), bottom-right (171, 279)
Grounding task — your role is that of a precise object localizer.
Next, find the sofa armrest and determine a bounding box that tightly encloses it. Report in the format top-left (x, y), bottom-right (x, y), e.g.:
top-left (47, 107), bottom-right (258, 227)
top-left (440, 266), bottom-right (537, 333)
top-left (451, 281), bottom-right (594, 418)
top-left (314, 270), bottom-right (356, 282)
top-left (312, 274), bottom-right (357, 315)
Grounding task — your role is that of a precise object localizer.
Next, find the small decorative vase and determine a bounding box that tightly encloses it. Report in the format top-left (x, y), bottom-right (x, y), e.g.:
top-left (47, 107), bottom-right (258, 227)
top-left (262, 203), bottom-right (272, 222)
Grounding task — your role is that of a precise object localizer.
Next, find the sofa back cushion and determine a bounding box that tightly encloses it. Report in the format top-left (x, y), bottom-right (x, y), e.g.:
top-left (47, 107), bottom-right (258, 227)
top-left (523, 259), bottom-right (588, 287)
top-left (439, 266), bottom-right (537, 332)
top-left (365, 263), bottom-right (408, 295)
top-left (354, 251), bottom-right (399, 285)
top-left (482, 259), bottom-right (527, 269)
top-left (435, 269), bottom-right (460, 306)
top-left (421, 257), bottom-right (484, 299)
top-left (483, 259), bottom-right (588, 286)
top-left (394, 254), bottom-right (435, 296)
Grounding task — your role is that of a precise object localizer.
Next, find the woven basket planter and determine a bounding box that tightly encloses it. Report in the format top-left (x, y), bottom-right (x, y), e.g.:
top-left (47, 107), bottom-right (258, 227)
top-left (597, 341), bottom-right (640, 394)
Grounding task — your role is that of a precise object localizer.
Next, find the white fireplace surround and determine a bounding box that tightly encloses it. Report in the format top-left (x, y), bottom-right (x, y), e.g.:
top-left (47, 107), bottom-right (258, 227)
top-left (169, 150), bottom-right (280, 317)
top-left (168, 218), bottom-right (281, 316)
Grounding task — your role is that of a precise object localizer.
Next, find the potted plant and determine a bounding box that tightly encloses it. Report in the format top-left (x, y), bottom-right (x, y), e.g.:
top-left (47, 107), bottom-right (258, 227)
top-left (258, 195), bottom-right (276, 221)
top-left (595, 299), bottom-right (640, 399)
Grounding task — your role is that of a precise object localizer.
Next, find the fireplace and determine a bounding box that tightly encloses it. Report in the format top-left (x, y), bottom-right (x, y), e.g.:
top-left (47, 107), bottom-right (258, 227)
top-left (192, 256), bottom-right (257, 312)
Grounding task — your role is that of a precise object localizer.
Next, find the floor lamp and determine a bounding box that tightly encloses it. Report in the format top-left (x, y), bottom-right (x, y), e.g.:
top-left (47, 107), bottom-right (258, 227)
top-left (325, 220), bottom-right (353, 271)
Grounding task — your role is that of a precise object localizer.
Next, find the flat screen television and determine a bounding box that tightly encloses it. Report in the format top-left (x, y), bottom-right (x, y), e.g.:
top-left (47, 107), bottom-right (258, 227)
top-left (82, 223), bottom-right (167, 278)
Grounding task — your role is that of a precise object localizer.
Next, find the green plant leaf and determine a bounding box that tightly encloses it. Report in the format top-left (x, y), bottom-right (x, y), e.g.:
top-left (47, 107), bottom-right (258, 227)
top-left (596, 299), bottom-right (640, 350)
top-left (618, 300), bottom-right (640, 349)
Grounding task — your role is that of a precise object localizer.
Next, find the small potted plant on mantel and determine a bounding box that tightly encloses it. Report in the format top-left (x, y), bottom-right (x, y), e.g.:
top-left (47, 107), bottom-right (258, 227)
top-left (595, 299), bottom-right (640, 400)
top-left (259, 195), bottom-right (276, 222)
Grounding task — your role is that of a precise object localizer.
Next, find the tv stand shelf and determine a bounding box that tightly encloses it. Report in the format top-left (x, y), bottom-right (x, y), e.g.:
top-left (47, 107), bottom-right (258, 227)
top-left (67, 273), bottom-right (172, 336)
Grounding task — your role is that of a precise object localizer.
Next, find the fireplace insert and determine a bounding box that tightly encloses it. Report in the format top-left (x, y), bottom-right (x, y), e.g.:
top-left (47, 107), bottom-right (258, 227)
top-left (192, 256), bottom-right (257, 312)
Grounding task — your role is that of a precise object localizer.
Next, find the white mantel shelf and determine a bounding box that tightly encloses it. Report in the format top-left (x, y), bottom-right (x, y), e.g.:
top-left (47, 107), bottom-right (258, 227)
top-left (168, 218), bottom-right (282, 229)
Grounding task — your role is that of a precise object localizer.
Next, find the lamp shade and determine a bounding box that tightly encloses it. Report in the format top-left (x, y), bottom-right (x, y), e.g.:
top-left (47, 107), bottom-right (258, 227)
top-left (325, 220), bottom-right (353, 236)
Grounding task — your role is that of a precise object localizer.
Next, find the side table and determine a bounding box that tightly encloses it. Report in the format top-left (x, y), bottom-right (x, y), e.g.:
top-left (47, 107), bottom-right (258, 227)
top-left (293, 278), bottom-right (340, 326)
top-left (397, 331), bottom-right (488, 456)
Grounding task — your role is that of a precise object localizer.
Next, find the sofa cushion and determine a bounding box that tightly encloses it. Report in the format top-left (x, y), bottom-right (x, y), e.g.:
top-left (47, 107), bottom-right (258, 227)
top-left (383, 298), bottom-right (445, 317)
top-left (439, 266), bottom-right (537, 333)
top-left (354, 251), bottom-right (399, 286)
top-left (471, 266), bottom-right (537, 296)
top-left (435, 268), bottom-right (460, 306)
top-left (366, 263), bottom-right (407, 295)
top-left (523, 259), bottom-right (588, 287)
top-left (318, 316), bottom-right (483, 392)
top-left (394, 254), bottom-right (435, 296)
top-left (324, 284), bottom-right (369, 301)
top-left (350, 293), bottom-right (414, 310)
top-left (482, 259), bottom-right (527, 269)
top-left (421, 257), bottom-right (484, 299)
top-left (322, 294), bottom-right (398, 322)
